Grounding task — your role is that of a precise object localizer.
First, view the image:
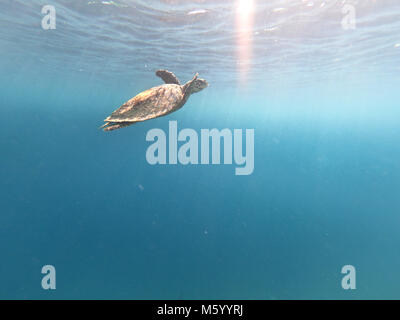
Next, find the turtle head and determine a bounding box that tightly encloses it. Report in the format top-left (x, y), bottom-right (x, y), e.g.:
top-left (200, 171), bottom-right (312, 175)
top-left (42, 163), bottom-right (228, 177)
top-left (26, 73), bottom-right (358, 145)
top-left (184, 73), bottom-right (208, 95)
top-left (190, 78), bottom-right (208, 93)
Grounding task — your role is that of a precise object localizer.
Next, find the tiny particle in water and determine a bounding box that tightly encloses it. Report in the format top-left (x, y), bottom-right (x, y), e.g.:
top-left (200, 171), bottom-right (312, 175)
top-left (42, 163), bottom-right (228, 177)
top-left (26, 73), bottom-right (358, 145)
top-left (138, 184), bottom-right (144, 191)
top-left (394, 43), bottom-right (400, 48)
top-left (272, 138), bottom-right (280, 144)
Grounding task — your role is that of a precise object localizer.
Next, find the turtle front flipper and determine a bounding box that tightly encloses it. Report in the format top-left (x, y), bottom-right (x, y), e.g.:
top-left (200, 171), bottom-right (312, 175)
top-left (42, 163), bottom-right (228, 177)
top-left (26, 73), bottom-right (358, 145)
top-left (156, 69), bottom-right (181, 85)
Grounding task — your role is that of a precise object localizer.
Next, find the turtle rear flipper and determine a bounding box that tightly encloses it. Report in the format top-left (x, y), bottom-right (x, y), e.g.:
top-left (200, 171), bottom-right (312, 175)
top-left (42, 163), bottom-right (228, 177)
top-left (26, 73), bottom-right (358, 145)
top-left (101, 122), bottom-right (133, 132)
top-left (156, 69), bottom-right (181, 85)
top-left (99, 122), bottom-right (109, 129)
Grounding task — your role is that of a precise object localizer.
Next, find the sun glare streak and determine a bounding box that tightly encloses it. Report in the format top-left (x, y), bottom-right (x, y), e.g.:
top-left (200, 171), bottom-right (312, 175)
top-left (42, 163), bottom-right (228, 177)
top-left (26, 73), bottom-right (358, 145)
top-left (237, 0), bottom-right (254, 15)
top-left (236, 0), bottom-right (255, 86)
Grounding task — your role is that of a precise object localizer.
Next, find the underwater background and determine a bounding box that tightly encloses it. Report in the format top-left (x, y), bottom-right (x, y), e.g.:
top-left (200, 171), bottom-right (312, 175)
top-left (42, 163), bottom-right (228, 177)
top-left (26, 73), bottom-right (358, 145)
top-left (1, 0), bottom-right (400, 299)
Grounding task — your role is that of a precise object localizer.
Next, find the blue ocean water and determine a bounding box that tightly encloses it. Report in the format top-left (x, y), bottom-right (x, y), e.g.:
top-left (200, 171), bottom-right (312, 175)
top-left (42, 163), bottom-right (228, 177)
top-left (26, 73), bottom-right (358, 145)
top-left (1, 0), bottom-right (400, 299)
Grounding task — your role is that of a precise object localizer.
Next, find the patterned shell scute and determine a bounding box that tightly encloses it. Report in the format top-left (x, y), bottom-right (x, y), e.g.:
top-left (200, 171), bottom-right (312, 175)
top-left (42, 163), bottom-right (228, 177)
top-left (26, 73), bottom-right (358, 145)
top-left (105, 84), bottom-right (184, 122)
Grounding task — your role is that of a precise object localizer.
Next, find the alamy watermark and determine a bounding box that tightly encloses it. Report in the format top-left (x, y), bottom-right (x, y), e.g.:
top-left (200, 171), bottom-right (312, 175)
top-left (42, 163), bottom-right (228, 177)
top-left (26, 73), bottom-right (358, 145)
top-left (41, 5), bottom-right (56, 30)
top-left (341, 265), bottom-right (356, 290)
top-left (341, 3), bottom-right (356, 30)
top-left (145, 121), bottom-right (254, 176)
top-left (41, 265), bottom-right (56, 290)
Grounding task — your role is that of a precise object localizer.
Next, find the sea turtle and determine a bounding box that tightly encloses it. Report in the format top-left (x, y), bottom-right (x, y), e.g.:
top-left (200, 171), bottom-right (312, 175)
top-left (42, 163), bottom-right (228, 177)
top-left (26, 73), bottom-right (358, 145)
top-left (101, 70), bottom-right (208, 131)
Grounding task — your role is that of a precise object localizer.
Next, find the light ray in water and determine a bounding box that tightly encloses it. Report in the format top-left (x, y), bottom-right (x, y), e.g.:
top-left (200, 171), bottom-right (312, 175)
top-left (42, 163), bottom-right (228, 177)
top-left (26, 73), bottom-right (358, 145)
top-left (236, 0), bottom-right (255, 85)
